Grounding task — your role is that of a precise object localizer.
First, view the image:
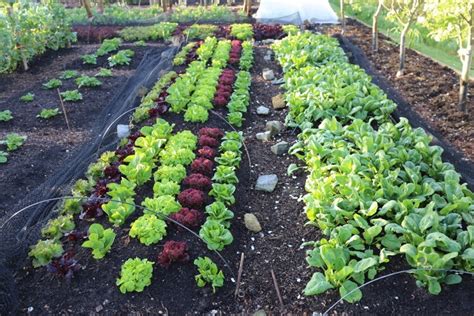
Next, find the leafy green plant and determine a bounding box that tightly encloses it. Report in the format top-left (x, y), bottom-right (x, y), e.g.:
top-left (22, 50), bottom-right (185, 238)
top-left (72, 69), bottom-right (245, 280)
top-left (60, 90), bottom-right (83, 102)
top-left (20, 92), bottom-right (35, 102)
top-left (212, 165), bottom-right (238, 185)
top-left (75, 75), bottom-right (102, 88)
top-left (194, 256), bottom-right (224, 293)
top-left (119, 23), bottom-right (178, 41)
top-left (97, 38), bottom-right (122, 57)
top-left (37, 108), bottom-right (60, 119)
top-left (153, 180), bottom-right (180, 197)
top-left (1, 133), bottom-right (27, 151)
top-left (205, 201), bottom-right (234, 227)
top-left (119, 153), bottom-right (155, 186)
top-left (96, 68), bottom-right (113, 77)
top-left (184, 105), bottom-right (208, 123)
top-left (108, 49), bottom-right (134, 67)
top-left (142, 196), bottom-right (181, 216)
top-left (29, 239), bottom-right (63, 268)
top-left (0, 151), bottom-right (8, 164)
top-left (129, 214), bottom-right (167, 246)
top-left (199, 220), bottom-right (233, 251)
top-left (82, 223), bottom-right (116, 259)
top-left (227, 112), bottom-right (244, 127)
top-left (43, 79), bottom-right (62, 89)
top-left (116, 258), bottom-right (154, 294)
top-left (60, 70), bottom-right (79, 79)
top-left (0, 110), bottom-right (13, 122)
top-left (184, 24), bottom-right (218, 40)
top-left (41, 214), bottom-right (75, 240)
top-left (134, 40), bottom-right (146, 47)
top-left (102, 198), bottom-right (136, 226)
top-left (82, 54), bottom-right (98, 65)
top-left (230, 23), bottom-right (254, 40)
top-left (154, 164), bottom-right (187, 183)
top-left (215, 151), bottom-right (241, 168)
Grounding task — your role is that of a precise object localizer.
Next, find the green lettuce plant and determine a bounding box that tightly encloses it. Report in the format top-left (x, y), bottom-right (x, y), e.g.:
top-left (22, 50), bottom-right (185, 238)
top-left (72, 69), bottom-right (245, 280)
top-left (82, 223), bottom-right (116, 259)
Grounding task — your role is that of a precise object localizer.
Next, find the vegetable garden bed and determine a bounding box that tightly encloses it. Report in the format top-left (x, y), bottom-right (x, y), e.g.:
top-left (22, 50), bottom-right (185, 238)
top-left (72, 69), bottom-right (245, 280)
top-left (0, 42), bottom-right (168, 217)
top-left (1, 20), bottom-right (473, 316)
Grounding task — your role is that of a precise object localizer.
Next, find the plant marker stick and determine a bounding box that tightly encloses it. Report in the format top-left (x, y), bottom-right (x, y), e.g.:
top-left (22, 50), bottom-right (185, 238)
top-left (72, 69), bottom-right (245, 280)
top-left (57, 88), bottom-right (71, 130)
top-left (234, 252), bottom-right (245, 297)
top-left (271, 269), bottom-right (284, 308)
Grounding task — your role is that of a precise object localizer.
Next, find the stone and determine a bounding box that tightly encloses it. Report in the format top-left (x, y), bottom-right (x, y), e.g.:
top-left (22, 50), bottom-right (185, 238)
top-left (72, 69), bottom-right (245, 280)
top-left (256, 106), bottom-right (270, 115)
top-left (271, 141), bottom-right (289, 155)
top-left (272, 94), bottom-right (286, 109)
top-left (244, 213), bottom-right (262, 233)
top-left (255, 174), bottom-right (278, 192)
top-left (262, 68), bottom-right (275, 81)
top-left (265, 120), bottom-right (285, 136)
top-left (117, 124), bottom-right (130, 139)
top-left (256, 131), bottom-right (272, 142)
top-left (263, 54), bottom-right (272, 61)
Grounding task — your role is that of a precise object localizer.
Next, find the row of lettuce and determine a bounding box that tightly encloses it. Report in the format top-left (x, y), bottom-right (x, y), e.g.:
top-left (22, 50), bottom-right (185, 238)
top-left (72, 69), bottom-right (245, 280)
top-left (272, 33), bottom-right (474, 302)
top-left (28, 37), bottom-right (254, 294)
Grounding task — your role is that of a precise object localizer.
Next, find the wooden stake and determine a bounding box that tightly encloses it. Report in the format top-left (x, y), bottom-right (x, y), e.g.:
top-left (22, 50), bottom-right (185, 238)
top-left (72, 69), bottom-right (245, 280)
top-left (271, 269), bottom-right (284, 309)
top-left (57, 89), bottom-right (71, 130)
top-left (234, 252), bottom-right (245, 297)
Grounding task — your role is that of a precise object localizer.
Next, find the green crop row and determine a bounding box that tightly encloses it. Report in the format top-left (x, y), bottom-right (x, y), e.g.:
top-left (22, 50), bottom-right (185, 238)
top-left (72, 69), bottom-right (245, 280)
top-left (273, 32), bottom-right (474, 302)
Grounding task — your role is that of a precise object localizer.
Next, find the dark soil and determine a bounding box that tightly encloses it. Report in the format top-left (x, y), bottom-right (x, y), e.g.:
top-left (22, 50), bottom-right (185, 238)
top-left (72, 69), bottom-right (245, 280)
top-left (321, 20), bottom-right (474, 163)
top-left (0, 43), bottom-right (165, 218)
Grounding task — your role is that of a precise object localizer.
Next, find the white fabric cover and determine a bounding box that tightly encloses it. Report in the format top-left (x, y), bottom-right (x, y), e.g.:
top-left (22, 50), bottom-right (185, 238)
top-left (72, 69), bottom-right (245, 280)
top-left (254, 0), bottom-right (339, 25)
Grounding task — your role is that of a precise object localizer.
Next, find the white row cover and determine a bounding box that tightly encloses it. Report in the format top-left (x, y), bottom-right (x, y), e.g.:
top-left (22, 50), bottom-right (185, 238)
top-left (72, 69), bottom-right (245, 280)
top-left (254, 0), bottom-right (339, 25)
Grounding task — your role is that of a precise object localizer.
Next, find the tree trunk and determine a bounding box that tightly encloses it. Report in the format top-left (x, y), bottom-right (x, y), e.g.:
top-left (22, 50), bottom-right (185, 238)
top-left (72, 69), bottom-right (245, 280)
top-left (340, 0), bottom-right (345, 34)
top-left (97, 0), bottom-right (104, 14)
top-left (397, 18), bottom-right (414, 78)
top-left (458, 5), bottom-right (473, 113)
top-left (83, 0), bottom-right (93, 19)
top-left (372, 0), bottom-right (383, 51)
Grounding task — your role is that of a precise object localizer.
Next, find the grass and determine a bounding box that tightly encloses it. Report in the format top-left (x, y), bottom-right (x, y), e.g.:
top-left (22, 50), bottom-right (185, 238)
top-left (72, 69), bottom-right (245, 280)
top-left (328, 0), bottom-right (474, 79)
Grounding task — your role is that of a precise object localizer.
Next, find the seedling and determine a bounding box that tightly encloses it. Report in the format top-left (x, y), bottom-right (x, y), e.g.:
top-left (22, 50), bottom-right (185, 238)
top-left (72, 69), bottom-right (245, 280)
top-left (60, 90), bottom-right (83, 102)
top-left (1, 133), bottom-right (27, 151)
top-left (0, 110), bottom-right (13, 122)
top-left (20, 92), bottom-right (34, 102)
top-left (43, 79), bottom-right (62, 89)
top-left (75, 75), bottom-right (102, 88)
top-left (37, 108), bottom-right (60, 119)
top-left (95, 68), bottom-right (113, 77)
top-left (60, 70), bottom-right (79, 79)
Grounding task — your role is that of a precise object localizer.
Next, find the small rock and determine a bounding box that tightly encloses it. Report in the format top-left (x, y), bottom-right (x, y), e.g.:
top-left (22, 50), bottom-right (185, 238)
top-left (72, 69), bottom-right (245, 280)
top-left (272, 94), bottom-right (286, 109)
top-left (265, 120), bottom-right (285, 136)
top-left (253, 309), bottom-right (267, 316)
top-left (256, 131), bottom-right (272, 142)
top-left (271, 141), bottom-right (289, 155)
top-left (256, 106), bottom-right (270, 115)
top-left (117, 124), bottom-right (130, 139)
top-left (264, 55), bottom-right (272, 61)
top-left (262, 68), bottom-right (275, 81)
top-left (255, 174), bottom-right (278, 192)
top-left (95, 305), bottom-right (104, 313)
top-left (245, 214), bottom-right (262, 233)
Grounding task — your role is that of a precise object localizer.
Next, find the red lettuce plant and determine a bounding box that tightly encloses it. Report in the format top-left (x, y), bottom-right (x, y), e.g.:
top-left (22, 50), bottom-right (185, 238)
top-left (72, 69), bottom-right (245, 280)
top-left (199, 135), bottom-right (219, 148)
top-left (158, 241), bottom-right (190, 268)
top-left (47, 251), bottom-right (81, 279)
top-left (198, 146), bottom-right (217, 160)
top-left (178, 188), bottom-right (205, 209)
top-left (191, 157), bottom-right (214, 175)
top-left (199, 127), bottom-right (224, 139)
top-left (183, 173), bottom-right (212, 191)
top-left (169, 207), bottom-right (203, 228)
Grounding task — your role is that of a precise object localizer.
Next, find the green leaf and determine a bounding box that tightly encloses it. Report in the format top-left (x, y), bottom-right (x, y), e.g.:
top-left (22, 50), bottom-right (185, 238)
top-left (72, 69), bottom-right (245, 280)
top-left (354, 257), bottom-right (377, 273)
top-left (303, 272), bottom-right (334, 296)
top-left (428, 279), bottom-right (441, 295)
top-left (339, 280), bottom-right (362, 303)
top-left (381, 233), bottom-right (401, 251)
top-left (444, 274), bottom-right (462, 285)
